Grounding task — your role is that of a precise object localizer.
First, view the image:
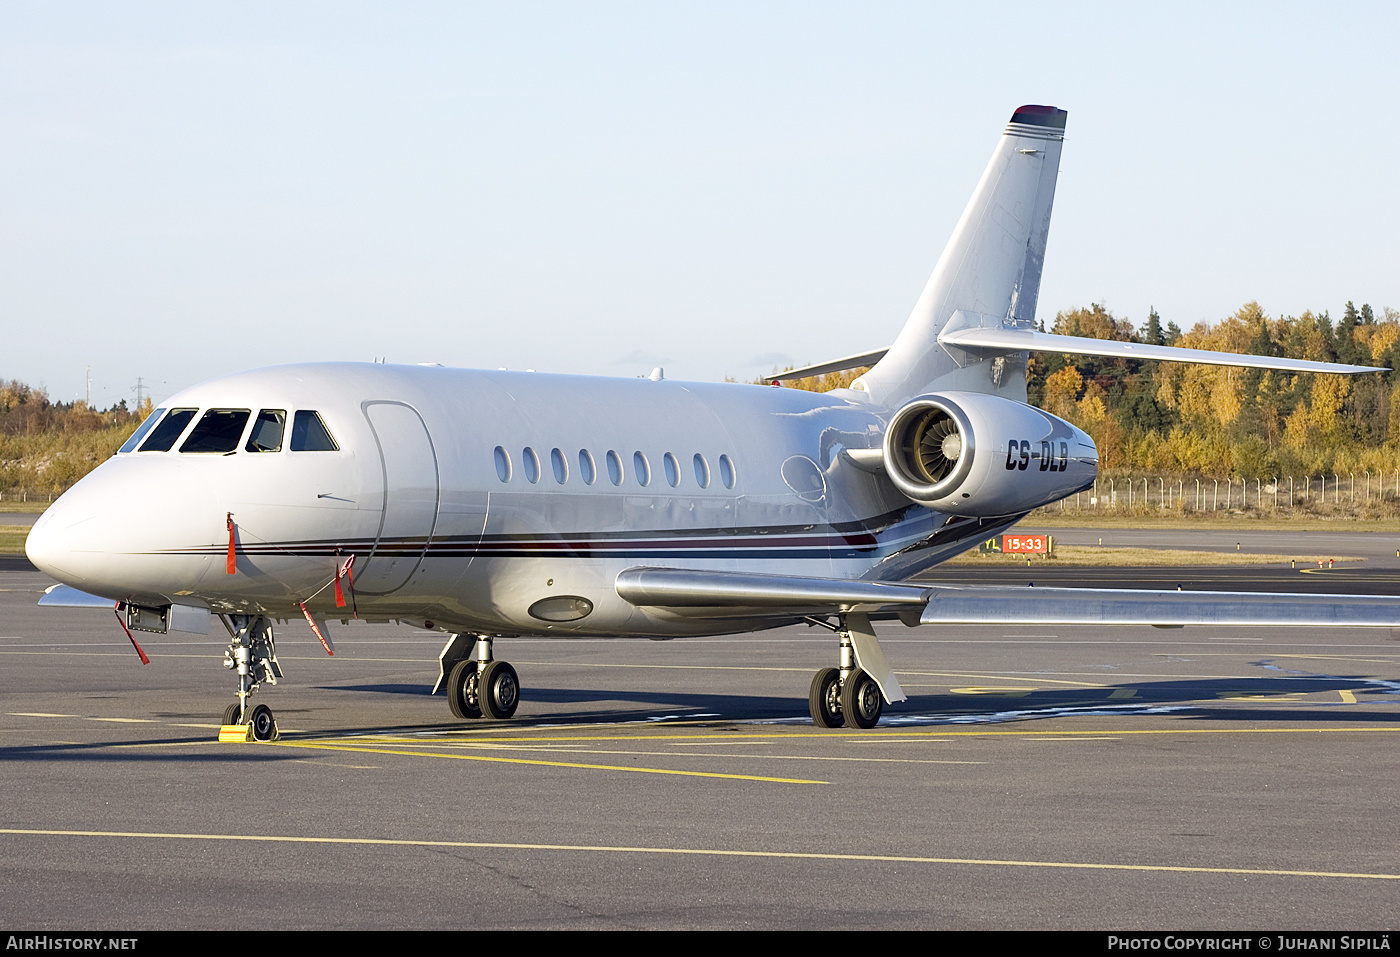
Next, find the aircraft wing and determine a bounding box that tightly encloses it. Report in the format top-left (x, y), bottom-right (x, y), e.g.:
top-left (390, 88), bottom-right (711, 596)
top-left (615, 566), bottom-right (929, 613)
top-left (617, 566), bottom-right (1400, 706)
top-left (917, 583), bottom-right (1400, 627)
top-left (617, 566), bottom-right (1400, 628)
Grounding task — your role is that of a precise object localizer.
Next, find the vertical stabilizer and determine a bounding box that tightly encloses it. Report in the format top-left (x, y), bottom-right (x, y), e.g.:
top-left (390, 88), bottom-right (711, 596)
top-left (854, 106), bottom-right (1066, 407)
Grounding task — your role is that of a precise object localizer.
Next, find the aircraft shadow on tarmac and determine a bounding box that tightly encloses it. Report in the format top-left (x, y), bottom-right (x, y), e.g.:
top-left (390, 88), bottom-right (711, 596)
top-left (312, 670), bottom-right (1399, 730)
top-left (3, 673), bottom-right (1393, 764)
top-left (887, 674), bottom-right (1400, 727)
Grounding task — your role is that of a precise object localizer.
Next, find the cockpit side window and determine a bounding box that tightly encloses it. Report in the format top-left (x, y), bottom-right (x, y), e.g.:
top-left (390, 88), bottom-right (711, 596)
top-left (181, 409), bottom-right (251, 453)
top-left (138, 408), bottom-right (198, 452)
top-left (118, 408), bottom-right (166, 454)
top-left (290, 411), bottom-right (339, 451)
top-left (245, 410), bottom-right (286, 452)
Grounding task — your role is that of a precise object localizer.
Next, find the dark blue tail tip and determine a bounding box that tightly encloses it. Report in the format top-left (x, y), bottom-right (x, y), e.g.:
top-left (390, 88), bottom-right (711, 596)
top-left (1011, 105), bottom-right (1068, 129)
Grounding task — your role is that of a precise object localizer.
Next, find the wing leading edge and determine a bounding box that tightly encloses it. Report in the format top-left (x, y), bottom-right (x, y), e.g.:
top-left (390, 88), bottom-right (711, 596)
top-left (616, 566), bottom-right (1400, 627)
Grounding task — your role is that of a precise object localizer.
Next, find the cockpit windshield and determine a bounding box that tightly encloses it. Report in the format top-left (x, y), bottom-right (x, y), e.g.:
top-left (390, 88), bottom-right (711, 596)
top-left (118, 408), bottom-right (165, 453)
top-left (180, 409), bottom-right (251, 453)
top-left (138, 409), bottom-right (197, 452)
top-left (128, 406), bottom-right (337, 454)
top-left (245, 410), bottom-right (286, 452)
top-left (290, 411), bottom-right (339, 451)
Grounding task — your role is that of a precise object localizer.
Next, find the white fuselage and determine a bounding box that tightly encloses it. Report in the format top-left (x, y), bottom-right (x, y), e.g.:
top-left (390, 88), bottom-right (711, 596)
top-left (26, 362), bottom-right (1025, 638)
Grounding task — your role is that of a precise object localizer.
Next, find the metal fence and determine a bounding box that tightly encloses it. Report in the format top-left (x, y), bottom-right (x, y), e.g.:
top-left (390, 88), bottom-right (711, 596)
top-left (0, 490), bottom-right (55, 503)
top-left (1052, 472), bottom-right (1400, 513)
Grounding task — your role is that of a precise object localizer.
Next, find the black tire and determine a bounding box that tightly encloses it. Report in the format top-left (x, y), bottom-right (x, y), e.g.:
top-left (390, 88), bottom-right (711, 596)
top-left (222, 701), bottom-right (243, 726)
top-left (447, 659), bottom-right (482, 719)
top-left (249, 704), bottom-right (277, 741)
top-left (809, 667), bottom-right (844, 728)
top-left (478, 660), bottom-right (520, 720)
top-left (840, 669), bottom-right (883, 729)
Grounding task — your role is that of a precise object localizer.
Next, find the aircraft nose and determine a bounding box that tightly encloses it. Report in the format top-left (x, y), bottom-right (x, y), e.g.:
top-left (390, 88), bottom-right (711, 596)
top-left (25, 457), bottom-right (219, 601)
top-left (25, 491), bottom-right (101, 586)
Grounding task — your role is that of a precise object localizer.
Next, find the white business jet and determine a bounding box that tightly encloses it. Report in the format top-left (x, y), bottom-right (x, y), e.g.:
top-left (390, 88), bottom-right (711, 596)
top-left (26, 105), bottom-right (1395, 738)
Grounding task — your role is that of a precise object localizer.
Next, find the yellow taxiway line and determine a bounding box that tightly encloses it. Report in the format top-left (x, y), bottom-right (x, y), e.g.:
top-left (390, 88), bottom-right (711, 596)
top-left (271, 739), bottom-right (826, 784)
top-left (346, 726), bottom-right (1400, 745)
top-left (1, 827), bottom-right (1395, 881)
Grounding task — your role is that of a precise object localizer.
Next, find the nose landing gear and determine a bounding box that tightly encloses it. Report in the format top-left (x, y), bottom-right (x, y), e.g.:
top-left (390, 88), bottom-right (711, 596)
top-left (218, 615), bottom-right (281, 741)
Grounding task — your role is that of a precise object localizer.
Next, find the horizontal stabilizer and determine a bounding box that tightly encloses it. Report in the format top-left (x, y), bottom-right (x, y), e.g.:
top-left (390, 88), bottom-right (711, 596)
top-left (938, 325), bottom-right (1386, 375)
top-left (778, 322), bottom-right (1384, 389)
top-left (921, 584), bottom-right (1400, 627)
top-left (769, 349), bottom-right (890, 382)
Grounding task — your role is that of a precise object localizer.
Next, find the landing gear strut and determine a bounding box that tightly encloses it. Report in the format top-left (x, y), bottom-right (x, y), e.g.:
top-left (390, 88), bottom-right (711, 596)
top-left (441, 634), bottom-right (520, 721)
top-left (219, 615), bottom-right (281, 740)
top-left (806, 613), bottom-right (899, 729)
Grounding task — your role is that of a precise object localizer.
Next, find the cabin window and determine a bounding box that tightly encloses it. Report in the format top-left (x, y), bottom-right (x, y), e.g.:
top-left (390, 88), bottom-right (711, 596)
top-left (245, 410), bottom-right (285, 452)
top-left (719, 453), bottom-right (736, 489)
top-left (551, 447), bottom-right (568, 484)
top-left (606, 450), bottom-right (623, 486)
top-left (494, 446), bottom-right (511, 482)
top-left (290, 411), bottom-right (339, 451)
top-left (138, 408), bottom-right (198, 452)
top-left (663, 452), bottom-right (680, 488)
top-left (633, 451), bottom-right (651, 487)
top-left (522, 447), bottom-right (540, 484)
top-left (693, 453), bottom-right (710, 488)
top-left (182, 409), bottom-right (251, 453)
top-left (118, 408), bottom-right (166, 453)
top-left (578, 449), bottom-right (597, 485)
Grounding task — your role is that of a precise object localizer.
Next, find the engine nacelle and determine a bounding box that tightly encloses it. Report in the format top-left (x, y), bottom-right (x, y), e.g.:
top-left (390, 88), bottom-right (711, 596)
top-left (881, 392), bottom-right (1098, 517)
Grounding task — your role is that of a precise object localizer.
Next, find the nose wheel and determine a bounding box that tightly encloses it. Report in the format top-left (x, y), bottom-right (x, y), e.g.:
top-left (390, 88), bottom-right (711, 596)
top-left (218, 615), bottom-right (283, 741)
top-left (247, 704), bottom-right (278, 741)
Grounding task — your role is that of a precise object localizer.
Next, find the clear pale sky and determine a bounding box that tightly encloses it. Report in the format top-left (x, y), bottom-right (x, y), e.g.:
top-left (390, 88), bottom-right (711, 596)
top-left (4, 1), bottom-right (1397, 408)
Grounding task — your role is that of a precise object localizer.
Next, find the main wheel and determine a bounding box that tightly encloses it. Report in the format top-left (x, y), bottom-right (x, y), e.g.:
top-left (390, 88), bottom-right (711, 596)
top-left (478, 660), bottom-right (520, 720)
top-left (222, 701), bottom-right (243, 726)
top-left (809, 667), bottom-right (844, 728)
top-left (249, 704), bottom-right (277, 741)
top-left (840, 669), bottom-right (883, 729)
top-left (447, 659), bottom-right (483, 719)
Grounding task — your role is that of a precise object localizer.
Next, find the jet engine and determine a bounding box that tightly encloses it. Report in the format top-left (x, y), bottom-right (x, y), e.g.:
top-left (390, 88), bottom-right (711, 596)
top-left (881, 392), bottom-right (1097, 516)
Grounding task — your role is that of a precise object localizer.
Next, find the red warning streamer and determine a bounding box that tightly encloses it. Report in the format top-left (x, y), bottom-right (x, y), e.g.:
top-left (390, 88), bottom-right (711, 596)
top-left (334, 554), bottom-right (357, 618)
top-left (226, 512), bottom-right (236, 575)
top-left (300, 602), bottom-right (335, 656)
top-left (113, 604), bottom-right (150, 665)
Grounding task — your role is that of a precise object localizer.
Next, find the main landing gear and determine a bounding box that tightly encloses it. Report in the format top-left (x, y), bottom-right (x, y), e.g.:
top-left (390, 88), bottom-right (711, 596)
top-left (219, 615), bottom-right (282, 741)
top-left (440, 634), bottom-right (520, 721)
top-left (806, 613), bottom-right (897, 730)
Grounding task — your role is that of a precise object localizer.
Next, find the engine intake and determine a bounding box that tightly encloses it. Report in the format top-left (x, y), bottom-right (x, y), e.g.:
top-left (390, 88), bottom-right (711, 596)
top-left (882, 392), bottom-right (1097, 516)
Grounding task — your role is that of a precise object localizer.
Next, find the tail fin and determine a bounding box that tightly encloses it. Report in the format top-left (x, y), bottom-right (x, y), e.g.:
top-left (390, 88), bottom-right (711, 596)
top-left (854, 105), bottom-right (1066, 407)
